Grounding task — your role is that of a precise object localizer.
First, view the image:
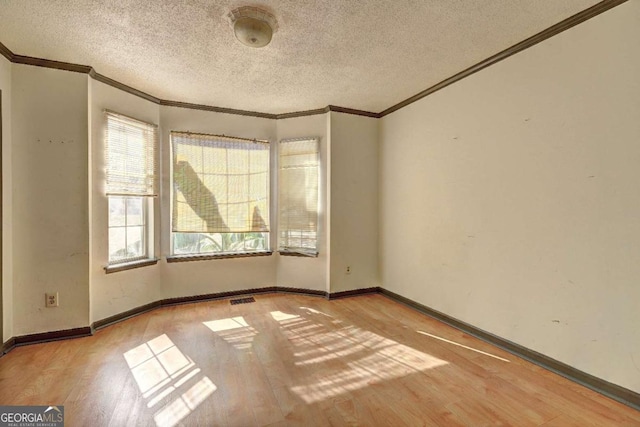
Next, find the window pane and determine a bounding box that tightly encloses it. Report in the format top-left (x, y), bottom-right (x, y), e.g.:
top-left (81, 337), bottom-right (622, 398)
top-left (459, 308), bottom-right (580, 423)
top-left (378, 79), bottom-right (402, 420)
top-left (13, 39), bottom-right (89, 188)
top-left (126, 197), bottom-right (144, 226)
top-left (243, 232), bottom-right (267, 250)
top-left (174, 233), bottom-right (205, 255)
top-left (172, 232), bottom-right (268, 255)
top-left (109, 227), bottom-right (127, 262)
top-left (109, 196), bottom-right (126, 227)
top-left (198, 233), bottom-right (223, 254)
top-left (126, 226), bottom-right (145, 258)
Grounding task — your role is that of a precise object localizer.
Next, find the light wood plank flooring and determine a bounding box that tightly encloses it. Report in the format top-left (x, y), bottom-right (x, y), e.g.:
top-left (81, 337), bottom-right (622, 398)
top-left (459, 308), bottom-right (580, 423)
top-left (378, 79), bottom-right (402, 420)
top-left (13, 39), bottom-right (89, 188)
top-left (0, 293), bottom-right (638, 426)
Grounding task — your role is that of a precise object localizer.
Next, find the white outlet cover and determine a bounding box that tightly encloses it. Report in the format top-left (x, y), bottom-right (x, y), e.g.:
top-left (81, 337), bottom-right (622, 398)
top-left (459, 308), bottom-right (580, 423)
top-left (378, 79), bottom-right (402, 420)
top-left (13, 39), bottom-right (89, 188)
top-left (46, 292), bottom-right (59, 307)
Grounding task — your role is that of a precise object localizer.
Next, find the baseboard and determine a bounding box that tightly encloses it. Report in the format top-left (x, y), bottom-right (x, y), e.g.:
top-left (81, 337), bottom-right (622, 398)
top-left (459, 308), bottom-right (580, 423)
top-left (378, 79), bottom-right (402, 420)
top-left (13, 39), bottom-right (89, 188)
top-left (276, 287), bottom-right (327, 297)
top-left (378, 287), bottom-right (640, 412)
top-left (8, 326), bottom-right (93, 351)
top-left (327, 287), bottom-right (381, 300)
top-left (162, 286), bottom-right (279, 306)
top-left (92, 301), bottom-right (161, 331)
top-left (96, 286), bottom-right (328, 330)
top-left (1, 337), bottom-right (16, 355)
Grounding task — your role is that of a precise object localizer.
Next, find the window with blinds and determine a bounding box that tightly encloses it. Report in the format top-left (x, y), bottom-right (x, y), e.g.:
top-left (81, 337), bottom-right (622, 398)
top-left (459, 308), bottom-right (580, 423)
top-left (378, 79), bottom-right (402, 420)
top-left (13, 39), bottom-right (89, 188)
top-left (171, 132), bottom-right (270, 255)
top-left (278, 137), bottom-right (319, 256)
top-left (105, 111), bottom-right (158, 197)
top-left (105, 111), bottom-right (158, 265)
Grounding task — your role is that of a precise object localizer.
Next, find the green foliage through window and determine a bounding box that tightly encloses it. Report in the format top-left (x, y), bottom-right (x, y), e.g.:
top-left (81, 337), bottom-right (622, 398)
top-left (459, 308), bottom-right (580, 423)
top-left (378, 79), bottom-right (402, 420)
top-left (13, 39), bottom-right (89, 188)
top-left (173, 232), bottom-right (268, 255)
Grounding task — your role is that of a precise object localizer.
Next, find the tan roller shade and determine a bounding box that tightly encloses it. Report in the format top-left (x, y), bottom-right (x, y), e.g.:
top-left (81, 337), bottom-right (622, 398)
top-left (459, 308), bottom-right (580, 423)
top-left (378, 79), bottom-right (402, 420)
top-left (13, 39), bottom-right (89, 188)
top-left (171, 132), bottom-right (270, 234)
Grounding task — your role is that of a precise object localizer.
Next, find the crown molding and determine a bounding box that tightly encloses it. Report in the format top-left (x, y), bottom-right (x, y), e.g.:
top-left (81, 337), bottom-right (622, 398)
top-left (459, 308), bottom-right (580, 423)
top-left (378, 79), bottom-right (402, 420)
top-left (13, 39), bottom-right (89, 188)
top-left (0, 42), bottom-right (13, 62)
top-left (0, 40), bottom-right (374, 120)
top-left (91, 70), bottom-right (160, 105)
top-left (327, 105), bottom-right (380, 119)
top-left (160, 99), bottom-right (277, 119)
top-left (0, 0), bottom-right (628, 120)
top-left (276, 105), bottom-right (381, 120)
top-left (379, 0), bottom-right (628, 117)
top-left (12, 53), bottom-right (92, 74)
top-left (276, 106), bottom-right (329, 120)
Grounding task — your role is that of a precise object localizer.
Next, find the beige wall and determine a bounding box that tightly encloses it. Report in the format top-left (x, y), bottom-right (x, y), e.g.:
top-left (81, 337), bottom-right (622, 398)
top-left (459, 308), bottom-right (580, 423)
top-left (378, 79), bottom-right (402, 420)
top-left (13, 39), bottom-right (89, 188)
top-left (380, 1), bottom-right (640, 393)
top-left (275, 114), bottom-right (330, 292)
top-left (11, 65), bottom-right (90, 335)
top-left (329, 112), bottom-right (379, 293)
top-left (0, 56), bottom-right (12, 342)
top-left (88, 79), bottom-right (163, 322)
top-left (159, 106), bottom-right (278, 299)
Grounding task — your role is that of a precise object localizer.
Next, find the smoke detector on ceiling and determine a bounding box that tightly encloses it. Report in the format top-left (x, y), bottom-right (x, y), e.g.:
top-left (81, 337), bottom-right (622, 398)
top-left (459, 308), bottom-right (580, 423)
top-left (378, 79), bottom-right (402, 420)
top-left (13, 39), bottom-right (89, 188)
top-left (228, 6), bottom-right (279, 48)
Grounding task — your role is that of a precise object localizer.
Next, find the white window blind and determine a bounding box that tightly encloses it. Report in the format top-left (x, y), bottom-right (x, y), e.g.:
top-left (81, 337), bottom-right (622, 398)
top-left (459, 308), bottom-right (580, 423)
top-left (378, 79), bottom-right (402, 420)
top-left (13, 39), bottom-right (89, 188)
top-left (278, 137), bottom-right (319, 255)
top-left (105, 111), bottom-right (158, 196)
top-left (171, 132), bottom-right (270, 234)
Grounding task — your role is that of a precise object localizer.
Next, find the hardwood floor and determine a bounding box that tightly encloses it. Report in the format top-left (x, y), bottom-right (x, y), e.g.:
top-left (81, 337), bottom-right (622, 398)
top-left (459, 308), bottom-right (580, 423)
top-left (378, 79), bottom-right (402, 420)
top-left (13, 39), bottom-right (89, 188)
top-left (0, 293), bottom-right (638, 426)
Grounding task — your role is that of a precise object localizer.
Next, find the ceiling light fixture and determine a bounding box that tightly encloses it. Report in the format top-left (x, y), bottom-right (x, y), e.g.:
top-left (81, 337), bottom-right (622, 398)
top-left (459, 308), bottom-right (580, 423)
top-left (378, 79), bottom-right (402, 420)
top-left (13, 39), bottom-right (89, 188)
top-left (228, 6), bottom-right (278, 48)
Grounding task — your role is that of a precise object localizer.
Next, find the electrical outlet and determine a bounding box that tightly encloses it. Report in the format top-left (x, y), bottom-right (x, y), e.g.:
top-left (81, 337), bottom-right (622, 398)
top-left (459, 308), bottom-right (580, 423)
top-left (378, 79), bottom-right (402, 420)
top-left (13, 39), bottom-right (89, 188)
top-left (46, 292), bottom-right (59, 308)
top-left (346, 266), bottom-right (351, 274)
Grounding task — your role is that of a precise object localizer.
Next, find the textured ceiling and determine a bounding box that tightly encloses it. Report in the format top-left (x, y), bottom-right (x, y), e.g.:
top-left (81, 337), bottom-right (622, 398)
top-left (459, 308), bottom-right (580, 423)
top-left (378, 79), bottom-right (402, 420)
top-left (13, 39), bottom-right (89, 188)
top-left (0, 0), bottom-right (601, 114)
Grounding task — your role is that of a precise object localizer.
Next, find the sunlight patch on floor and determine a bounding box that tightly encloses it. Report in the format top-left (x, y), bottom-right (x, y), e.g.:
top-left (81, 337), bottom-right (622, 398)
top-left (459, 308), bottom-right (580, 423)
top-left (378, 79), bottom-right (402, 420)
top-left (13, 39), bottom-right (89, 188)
top-left (270, 311), bottom-right (449, 404)
top-left (270, 310), bottom-right (300, 321)
top-left (417, 330), bottom-right (510, 362)
top-left (203, 316), bottom-right (257, 350)
top-left (124, 335), bottom-right (194, 397)
top-left (153, 376), bottom-right (217, 427)
top-left (203, 316), bottom-right (249, 332)
top-left (123, 334), bottom-right (217, 427)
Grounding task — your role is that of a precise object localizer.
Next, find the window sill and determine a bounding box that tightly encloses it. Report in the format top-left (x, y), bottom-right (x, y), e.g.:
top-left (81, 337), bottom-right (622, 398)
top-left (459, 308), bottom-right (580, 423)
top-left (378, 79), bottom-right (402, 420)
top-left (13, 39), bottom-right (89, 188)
top-left (278, 250), bottom-right (319, 258)
top-left (166, 251), bottom-right (273, 263)
top-left (104, 258), bottom-right (159, 274)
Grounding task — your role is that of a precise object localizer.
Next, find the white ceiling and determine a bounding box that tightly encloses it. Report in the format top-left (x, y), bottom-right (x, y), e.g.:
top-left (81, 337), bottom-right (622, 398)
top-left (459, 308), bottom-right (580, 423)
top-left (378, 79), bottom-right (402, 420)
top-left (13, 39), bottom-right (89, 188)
top-left (0, 0), bottom-right (600, 115)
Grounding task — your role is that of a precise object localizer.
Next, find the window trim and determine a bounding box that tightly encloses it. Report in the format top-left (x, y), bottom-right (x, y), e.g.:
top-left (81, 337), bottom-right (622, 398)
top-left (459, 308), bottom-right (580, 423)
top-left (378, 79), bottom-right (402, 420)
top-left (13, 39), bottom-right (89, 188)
top-left (104, 258), bottom-right (159, 274)
top-left (166, 251), bottom-right (273, 263)
top-left (278, 250), bottom-right (318, 258)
